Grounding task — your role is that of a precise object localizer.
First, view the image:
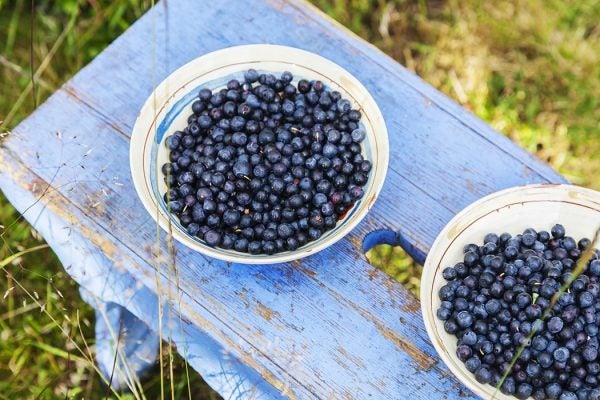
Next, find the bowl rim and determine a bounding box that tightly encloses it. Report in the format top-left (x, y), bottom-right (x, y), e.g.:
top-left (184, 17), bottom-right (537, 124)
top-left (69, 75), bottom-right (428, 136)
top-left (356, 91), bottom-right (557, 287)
top-left (130, 44), bottom-right (389, 264)
top-left (420, 183), bottom-right (600, 399)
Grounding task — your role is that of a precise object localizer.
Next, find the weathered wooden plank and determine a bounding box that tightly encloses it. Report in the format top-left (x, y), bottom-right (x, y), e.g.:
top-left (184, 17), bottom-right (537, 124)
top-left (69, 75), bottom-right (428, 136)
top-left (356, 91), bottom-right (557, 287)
top-left (63, 0), bottom-right (558, 215)
top-left (1, 114), bottom-right (475, 398)
top-left (0, 0), bottom-right (567, 398)
top-left (0, 166), bottom-right (286, 398)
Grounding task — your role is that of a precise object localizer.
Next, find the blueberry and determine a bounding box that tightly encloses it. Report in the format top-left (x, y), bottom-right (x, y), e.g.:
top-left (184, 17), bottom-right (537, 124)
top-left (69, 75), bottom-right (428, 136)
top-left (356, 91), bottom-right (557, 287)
top-left (204, 230), bottom-right (221, 246)
top-left (559, 392), bottom-right (577, 400)
top-left (350, 186), bottom-right (364, 200)
top-left (558, 292), bottom-right (575, 306)
top-left (561, 236), bottom-right (576, 251)
top-left (590, 260), bottom-right (600, 276)
top-left (522, 232), bottom-right (536, 247)
top-left (231, 132), bottom-right (248, 146)
top-left (483, 232), bottom-right (499, 244)
top-left (525, 304), bottom-right (542, 320)
top-left (527, 255), bottom-right (543, 271)
top-left (165, 135), bottom-right (181, 150)
top-left (272, 162), bottom-right (287, 176)
top-left (482, 242), bottom-right (497, 254)
top-left (442, 318), bottom-right (459, 334)
top-left (551, 224), bottom-right (566, 239)
top-left (167, 200), bottom-right (183, 213)
top-left (579, 291), bottom-right (594, 308)
top-left (456, 311), bottom-right (474, 328)
top-left (579, 238), bottom-right (591, 250)
top-left (589, 388), bottom-right (600, 400)
top-left (197, 114), bottom-right (212, 129)
top-left (464, 356), bottom-right (481, 373)
top-left (223, 209), bottom-right (241, 226)
top-left (248, 241), bottom-right (261, 254)
top-left (545, 382), bottom-right (562, 399)
top-left (475, 367), bottom-right (492, 384)
top-left (490, 256), bottom-right (503, 271)
top-left (437, 307), bottom-right (452, 320)
top-left (289, 79), bottom-right (307, 94)
top-left (177, 155), bottom-right (192, 169)
top-left (244, 69), bottom-right (259, 83)
top-left (516, 292), bottom-right (532, 308)
top-left (350, 128), bottom-right (366, 143)
top-left (307, 227), bottom-right (322, 240)
top-left (442, 267), bottom-right (457, 280)
top-left (278, 71), bottom-right (293, 84)
top-left (485, 299), bottom-right (501, 315)
top-left (583, 346), bottom-right (598, 362)
top-left (313, 193), bottom-right (328, 207)
top-left (253, 164), bottom-right (268, 178)
top-left (309, 213), bottom-right (324, 228)
top-left (236, 192), bottom-right (251, 206)
top-left (322, 143), bottom-right (338, 158)
top-left (501, 377), bottom-right (516, 395)
top-left (504, 246), bottom-right (518, 259)
top-left (277, 224), bottom-right (293, 239)
top-left (187, 222), bottom-right (201, 236)
top-left (321, 202), bottom-right (335, 217)
top-left (516, 383), bottom-right (533, 399)
top-left (554, 347), bottom-right (570, 363)
top-left (538, 351), bottom-right (553, 368)
top-left (456, 344), bottom-right (472, 361)
top-left (586, 324), bottom-right (599, 336)
top-left (548, 317), bottom-right (564, 333)
top-left (462, 250), bottom-right (479, 267)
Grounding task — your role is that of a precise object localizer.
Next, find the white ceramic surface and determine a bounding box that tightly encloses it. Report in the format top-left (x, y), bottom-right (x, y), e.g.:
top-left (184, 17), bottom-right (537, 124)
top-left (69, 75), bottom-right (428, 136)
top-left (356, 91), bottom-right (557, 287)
top-left (421, 184), bottom-right (600, 399)
top-left (130, 45), bottom-right (389, 264)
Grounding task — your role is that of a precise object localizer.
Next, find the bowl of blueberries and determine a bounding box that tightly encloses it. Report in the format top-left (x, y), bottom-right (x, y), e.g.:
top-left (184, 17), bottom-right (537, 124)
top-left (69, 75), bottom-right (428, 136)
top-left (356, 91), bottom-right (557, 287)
top-left (421, 184), bottom-right (600, 400)
top-left (130, 44), bottom-right (388, 264)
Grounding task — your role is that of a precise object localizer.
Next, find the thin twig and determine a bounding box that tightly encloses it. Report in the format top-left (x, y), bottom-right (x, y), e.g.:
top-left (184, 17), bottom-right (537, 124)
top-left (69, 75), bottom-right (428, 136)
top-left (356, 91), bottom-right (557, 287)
top-left (64, 327), bottom-right (72, 400)
top-left (104, 317), bottom-right (124, 400)
top-left (0, 55), bottom-right (53, 91)
top-left (29, 0), bottom-right (37, 109)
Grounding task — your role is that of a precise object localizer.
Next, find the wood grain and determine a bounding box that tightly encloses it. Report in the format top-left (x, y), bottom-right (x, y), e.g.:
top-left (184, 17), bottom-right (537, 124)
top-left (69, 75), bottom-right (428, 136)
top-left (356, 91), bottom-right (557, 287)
top-left (0, 0), bottom-right (566, 398)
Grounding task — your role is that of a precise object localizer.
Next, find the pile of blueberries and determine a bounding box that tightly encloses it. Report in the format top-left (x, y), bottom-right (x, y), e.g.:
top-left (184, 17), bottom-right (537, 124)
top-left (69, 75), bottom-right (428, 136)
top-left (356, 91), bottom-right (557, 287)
top-left (437, 224), bottom-right (600, 399)
top-left (161, 69), bottom-right (371, 255)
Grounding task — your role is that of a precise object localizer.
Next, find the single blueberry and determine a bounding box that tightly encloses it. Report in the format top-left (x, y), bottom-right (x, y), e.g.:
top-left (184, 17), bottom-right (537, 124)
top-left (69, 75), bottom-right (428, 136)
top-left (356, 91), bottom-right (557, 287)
top-left (547, 316), bottom-right (564, 333)
top-left (204, 230), bottom-right (221, 247)
top-left (244, 69), bottom-right (259, 83)
top-left (551, 223), bottom-right (566, 238)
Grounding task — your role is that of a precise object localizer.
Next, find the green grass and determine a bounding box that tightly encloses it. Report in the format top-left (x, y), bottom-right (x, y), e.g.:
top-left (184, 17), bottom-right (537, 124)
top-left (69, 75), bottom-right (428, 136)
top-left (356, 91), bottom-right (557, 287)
top-left (0, 0), bottom-right (598, 398)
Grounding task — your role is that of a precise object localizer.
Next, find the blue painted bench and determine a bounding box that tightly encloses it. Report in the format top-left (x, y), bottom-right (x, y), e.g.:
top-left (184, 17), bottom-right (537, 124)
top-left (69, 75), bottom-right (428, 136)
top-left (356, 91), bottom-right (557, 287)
top-left (0, 0), bottom-right (566, 398)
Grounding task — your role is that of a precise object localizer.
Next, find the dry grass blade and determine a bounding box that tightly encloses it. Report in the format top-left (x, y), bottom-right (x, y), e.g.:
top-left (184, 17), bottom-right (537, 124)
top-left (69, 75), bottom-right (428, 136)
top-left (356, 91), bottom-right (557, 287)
top-left (0, 244), bottom-right (48, 269)
top-left (76, 309), bottom-right (94, 362)
top-left (29, 0), bottom-right (36, 109)
top-left (104, 318), bottom-right (124, 400)
top-left (0, 55), bottom-right (53, 91)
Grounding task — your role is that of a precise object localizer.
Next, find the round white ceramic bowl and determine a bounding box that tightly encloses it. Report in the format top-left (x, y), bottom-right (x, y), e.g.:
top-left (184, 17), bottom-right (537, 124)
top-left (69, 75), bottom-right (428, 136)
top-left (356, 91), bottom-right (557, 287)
top-left (130, 44), bottom-right (388, 264)
top-left (421, 184), bottom-right (600, 399)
